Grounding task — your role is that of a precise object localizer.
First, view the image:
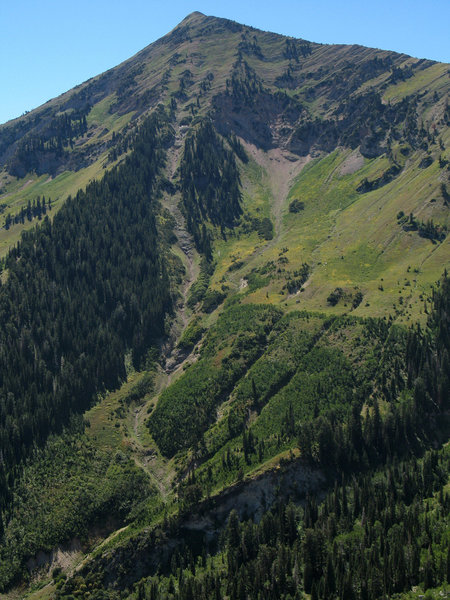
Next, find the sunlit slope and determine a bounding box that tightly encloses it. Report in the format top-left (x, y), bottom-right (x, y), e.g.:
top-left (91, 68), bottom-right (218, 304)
top-left (0, 11), bottom-right (448, 259)
top-left (211, 136), bottom-right (449, 321)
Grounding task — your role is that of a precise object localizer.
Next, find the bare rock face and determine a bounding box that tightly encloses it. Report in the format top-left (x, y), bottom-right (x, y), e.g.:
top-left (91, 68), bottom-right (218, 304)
top-left (26, 538), bottom-right (83, 578)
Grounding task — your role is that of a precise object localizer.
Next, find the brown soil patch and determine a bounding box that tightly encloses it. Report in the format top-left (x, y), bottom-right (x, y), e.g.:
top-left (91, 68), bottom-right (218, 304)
top-left (339, 149), bottom-right (364, 176)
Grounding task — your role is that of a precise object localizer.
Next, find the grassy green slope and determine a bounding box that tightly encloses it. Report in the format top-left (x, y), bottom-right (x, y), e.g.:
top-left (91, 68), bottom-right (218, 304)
top-left (211, 138), bottom-right (449, 322)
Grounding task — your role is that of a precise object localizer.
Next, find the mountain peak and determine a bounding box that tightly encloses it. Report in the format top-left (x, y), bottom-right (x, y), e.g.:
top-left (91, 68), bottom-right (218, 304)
top-left (179, 11), bottom-right (206, 25)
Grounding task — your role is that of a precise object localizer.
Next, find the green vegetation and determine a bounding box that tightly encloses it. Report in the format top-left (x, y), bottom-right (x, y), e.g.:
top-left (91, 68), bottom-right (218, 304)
top-left (289, 198), bottom-right (305, 213)
top-left (0, 110), bottom-right (173, 528)
top-left (86, 448), bottom-right (448, 600)
top-left (180, 120), bottom-right (242, 255)
top-left (148, 304), bottom-right (281, 457)
top-left (7, 110), bottom-right (88, 178)
top-left (49, 275), bottom-right (450, 600)
top-left (0, 426), bottom-right (154, 590)
top-left (177, 316), bottom-right (204, 350)
top-left (186, 257), bottom-right (214, 307)
top-left (122, 372), bottom-right (155, 405)
top-left (397, 211), bottom-right (447, 242)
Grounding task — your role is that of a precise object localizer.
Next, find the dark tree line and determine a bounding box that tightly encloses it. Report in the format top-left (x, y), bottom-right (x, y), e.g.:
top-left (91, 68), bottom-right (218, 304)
top-left (225, 59), bottom-right (264, 108)
top-left (296, 274), bottom-right (449, 475)
top-left (4, 196), bottom-right (52, 230)
top-left (396, 212), bottom-right (447, 242)
top-left (180, 120), bottom-right (242, 256)
top-left (8, 110), bottom-right (89, 177)
top-left (0, 111), bottom-right (174, 523)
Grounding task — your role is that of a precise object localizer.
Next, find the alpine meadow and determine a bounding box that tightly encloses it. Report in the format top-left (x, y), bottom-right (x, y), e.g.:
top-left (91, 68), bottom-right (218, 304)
top-left (0, 11), bottom-right (449, 600)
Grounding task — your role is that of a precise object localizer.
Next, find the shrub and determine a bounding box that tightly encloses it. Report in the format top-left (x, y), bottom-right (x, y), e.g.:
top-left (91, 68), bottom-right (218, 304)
top-left (289, 199), bottom-right (305, 213)
top-left (327, 287), bottom-right (344, 306)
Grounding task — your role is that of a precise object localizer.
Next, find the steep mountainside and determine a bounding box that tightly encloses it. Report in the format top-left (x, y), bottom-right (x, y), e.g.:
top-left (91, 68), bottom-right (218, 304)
top-left (0, 12), bottom-right (448, 315)
top-left (0, 12), bottom-right (449, 600)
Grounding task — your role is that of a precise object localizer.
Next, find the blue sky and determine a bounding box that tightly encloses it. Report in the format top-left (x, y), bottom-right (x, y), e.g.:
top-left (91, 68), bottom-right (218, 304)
top-left (1, 0), bottom-right (449, 125)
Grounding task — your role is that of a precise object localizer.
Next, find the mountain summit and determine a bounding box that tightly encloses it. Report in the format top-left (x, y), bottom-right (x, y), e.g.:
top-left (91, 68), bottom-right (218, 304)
top-left (1, 12), bottom-right (447, 171)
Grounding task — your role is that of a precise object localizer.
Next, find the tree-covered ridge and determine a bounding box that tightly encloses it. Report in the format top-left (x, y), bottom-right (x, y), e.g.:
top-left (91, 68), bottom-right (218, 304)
top-left (148, 275), bottom-right (450, 492)
top-left (226, 58), bottom-right (265, 107)
top-left (4, 194), bottom-right (53, 230)
top-left (0, 111), bottom-right (173, 513)
top-left (405, 272), bottom-right (450, 416)
top-left (180, 120), bottom-right (242, 254)
top-left (148, 304), bottom-right (282, 457)
top-left (119, 448), bottom-right (449, 600)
